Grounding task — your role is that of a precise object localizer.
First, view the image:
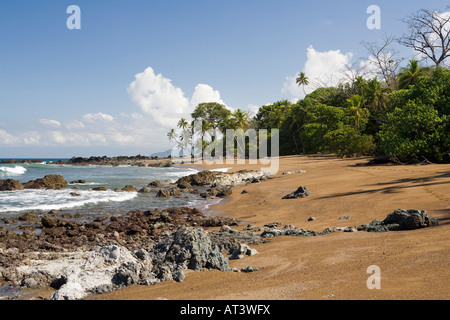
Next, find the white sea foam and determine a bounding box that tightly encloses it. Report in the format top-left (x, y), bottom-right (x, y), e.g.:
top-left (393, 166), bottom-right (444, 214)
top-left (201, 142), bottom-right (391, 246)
top-left (0, 166), bottom-right (27, 176)
top-left (69, 182), bottom-right (102, 186)
top-left (0, 189), bottom-right (137, 213)
top-left (210, 168), bottom-right (231, 172)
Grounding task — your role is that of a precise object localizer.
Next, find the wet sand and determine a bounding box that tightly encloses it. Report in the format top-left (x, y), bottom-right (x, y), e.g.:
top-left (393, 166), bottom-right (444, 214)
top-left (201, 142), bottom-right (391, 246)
top-left (91, 155), bottom-right (450, 300)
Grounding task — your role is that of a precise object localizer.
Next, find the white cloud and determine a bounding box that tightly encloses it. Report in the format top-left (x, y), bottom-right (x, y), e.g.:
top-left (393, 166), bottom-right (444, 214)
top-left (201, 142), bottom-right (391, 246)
top-left (190, 84), bottom-right (229, 110)
top-left (82, 112), bottom-right (114, 123)
top-left (127, 66), bottom-right (232, 129)
top-left (0, 129), bottom-right (17, 145)
top-left (282, 45), bottom-right (354, 100)
top-left (39, 119), bottom-right (61, 128)
top-left (358, 55), bottom-right (382, 79)
top-left (246, 104), bottom-right (260, 118)
top-left (51, 131), bottom-right (68, 144)
top-left (65, 120), bottom-right (85, 130)
top-left (3, 66), bottom-right (234, 153)
top-left (22, 132), bottom-right (41, 145)
top-left (127, 67), bottom-right (190, 128)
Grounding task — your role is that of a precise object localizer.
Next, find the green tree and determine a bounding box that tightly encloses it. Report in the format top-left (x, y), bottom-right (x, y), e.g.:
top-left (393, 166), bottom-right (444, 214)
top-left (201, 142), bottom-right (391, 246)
top-left (232, 109), bottom-right (251, 130)
top-left (177, 118), bottom-right (189, 130)
top-left (254, 100), bottom-right (291, 129)
top-left (365, 77), bottom-right (389, 113)
top-left (377, 101), bottom-right (446, 162)
top-left (398, 59), bottom-right (432, 89)
top-left (191, 102), bottom-right (232, 130)
top-left (345, 95), bottom-right (369, 129)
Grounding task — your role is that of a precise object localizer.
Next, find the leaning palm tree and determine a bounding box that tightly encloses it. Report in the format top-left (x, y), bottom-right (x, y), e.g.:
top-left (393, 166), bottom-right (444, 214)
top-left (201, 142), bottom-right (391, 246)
top-left (296, 72), bottom-right (309, 96)
top-left (398, 59), bottom-right (432, 89)
top-left (167, 128), bottom-right (177, 142)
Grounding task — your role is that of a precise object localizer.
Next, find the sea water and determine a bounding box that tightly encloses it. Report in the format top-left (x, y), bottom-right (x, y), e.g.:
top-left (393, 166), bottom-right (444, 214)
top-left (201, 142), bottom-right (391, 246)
top-left (0, 160), bottom-right (218, 218)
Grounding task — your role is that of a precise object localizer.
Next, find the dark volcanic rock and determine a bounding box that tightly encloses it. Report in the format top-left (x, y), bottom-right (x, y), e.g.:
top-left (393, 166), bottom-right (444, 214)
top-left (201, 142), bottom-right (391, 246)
top-left (359, 209), bottom-right (439, 232)
top-left (176, 171), bottom-right (218, 188)
top-left (23, 175), bottom-right (68, 190)
top-left (0, 179), bottom-right (24, 191)
top-left (148, 180), bottom-right (162, 187)
top-left (282, 186), bottom-right (311, 199)
top-left (92, 186), bottom-right (108, 191)
top-left (156, 189), bottom-right (170, 198)
top-left (152, 227), bottom-right (230, 274)
top-left (70, 180), bottom-right (86, 184)
top-left (121, 185), bottom-right (138, 192)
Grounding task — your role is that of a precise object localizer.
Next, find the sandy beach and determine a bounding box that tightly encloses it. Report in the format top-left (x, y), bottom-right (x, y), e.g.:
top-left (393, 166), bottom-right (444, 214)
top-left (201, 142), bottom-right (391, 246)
top-left (89, 155), bottom-right (450, 300)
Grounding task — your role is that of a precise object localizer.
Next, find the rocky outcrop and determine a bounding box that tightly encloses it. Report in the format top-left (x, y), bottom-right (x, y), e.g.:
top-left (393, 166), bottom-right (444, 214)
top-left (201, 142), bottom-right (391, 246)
top-left (0, 208), bottom-right (440, 299)
top-left (0, 179), bottom-right (24, 191)
top-left (12, 227), bottom-right (231, 300)
top-left (282, 186), bottom-right (311, 199)
top-left (152, 228), bottom-right (230, 283)
top-left (358, 209), bottom-right (439, 232)
top-left (229, 243), bottom-right (258, 260)
top-left (176, 170), bottom-right (270, 189)
top-left (49, 245), bottom-right (154, 300)
top-left (23, 175), bottom-right (68, 190)
top-left (0, 175), bottom-right (68, 191)
top-left (175, 170), bottom-right (271, 200)
top-left (121, 185), bottom-right (138, 192)
top-left (59, 155), bottom-right (151, 166)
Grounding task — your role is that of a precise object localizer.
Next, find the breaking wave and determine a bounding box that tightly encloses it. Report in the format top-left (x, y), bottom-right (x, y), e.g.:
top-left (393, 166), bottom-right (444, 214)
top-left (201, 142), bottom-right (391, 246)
top-left (0, 166), bottom-right (27, 176)
top-left (0, 189), bottom-right (138, 213)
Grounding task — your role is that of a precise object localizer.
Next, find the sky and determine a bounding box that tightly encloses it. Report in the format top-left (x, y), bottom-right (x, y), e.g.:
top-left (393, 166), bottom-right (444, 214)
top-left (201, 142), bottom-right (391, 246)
top-left (0, 0), bottom-right (449, 158)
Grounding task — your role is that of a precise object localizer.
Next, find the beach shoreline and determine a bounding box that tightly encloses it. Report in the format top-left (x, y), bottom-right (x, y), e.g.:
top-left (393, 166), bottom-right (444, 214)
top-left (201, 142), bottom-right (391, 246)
top-left (1, 154), bottom-right (449, 300)
top-left (89, 154), bottom-right (450, 300)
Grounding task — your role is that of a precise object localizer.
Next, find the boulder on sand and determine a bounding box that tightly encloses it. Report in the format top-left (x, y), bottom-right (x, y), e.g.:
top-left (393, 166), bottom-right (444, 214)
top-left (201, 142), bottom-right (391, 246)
top-left (282, 186), bottom-right (311, 199)
top-left (360, 209), bottom-right (439, 232)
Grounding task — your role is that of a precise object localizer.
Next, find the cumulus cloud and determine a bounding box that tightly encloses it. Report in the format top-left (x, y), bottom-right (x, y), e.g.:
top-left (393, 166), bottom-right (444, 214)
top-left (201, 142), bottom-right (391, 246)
top-left (127, 67), bottom-right (190, 128)
top-left (39, 119), bottom-right (61, 128)
top-left (282, 45), bottom-right (354, 100)
top-left (3, 66), bottom-right (232, 153)
top-left (190, 84), bottom-right (230, 111)
top-left (127, 66), bottom-right (231, 129)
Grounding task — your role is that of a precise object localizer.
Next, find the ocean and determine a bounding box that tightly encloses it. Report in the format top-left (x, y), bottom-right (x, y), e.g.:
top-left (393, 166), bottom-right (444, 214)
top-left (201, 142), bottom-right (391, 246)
top-left (0, 159), bottom-right (220, 218)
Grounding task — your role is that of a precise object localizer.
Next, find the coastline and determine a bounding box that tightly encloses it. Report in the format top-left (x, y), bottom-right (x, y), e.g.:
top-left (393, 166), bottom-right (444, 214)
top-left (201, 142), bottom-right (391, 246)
top-left (1, 154), bottom-right (449, 300)
top-left (90, 154), bottom-right (450, 300)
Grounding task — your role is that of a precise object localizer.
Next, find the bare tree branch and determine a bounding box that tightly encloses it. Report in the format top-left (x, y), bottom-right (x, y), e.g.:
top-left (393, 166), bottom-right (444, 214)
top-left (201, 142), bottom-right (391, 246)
top-left (398, 8), bottom-right (450, 67)
top-left (361, 33), bottom-right (404, 90)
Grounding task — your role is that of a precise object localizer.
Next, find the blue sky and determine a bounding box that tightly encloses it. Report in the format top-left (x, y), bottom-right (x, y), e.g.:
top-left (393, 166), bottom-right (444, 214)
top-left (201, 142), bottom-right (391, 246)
top-left (1, 0), bottom-right (449, 157)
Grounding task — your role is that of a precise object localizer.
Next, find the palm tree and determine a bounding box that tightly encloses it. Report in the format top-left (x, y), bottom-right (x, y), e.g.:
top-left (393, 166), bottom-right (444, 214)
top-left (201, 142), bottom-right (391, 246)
top-left (346, 95), bottom-right (369, 129)
top-left (177, 118), bottom-right (189, 130)
top-left (232, 109), bottom-right (250, 130)
top-left (167, 128), bottom-right (177, 142)
top-left (366, 77), bottom-right (388, 113)
top-left (352, 76), bottom-right (367, 95)
top-left (398, 59), bottom-right (432, 89)
top-left (296, 72), bottom-right (309, 96)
